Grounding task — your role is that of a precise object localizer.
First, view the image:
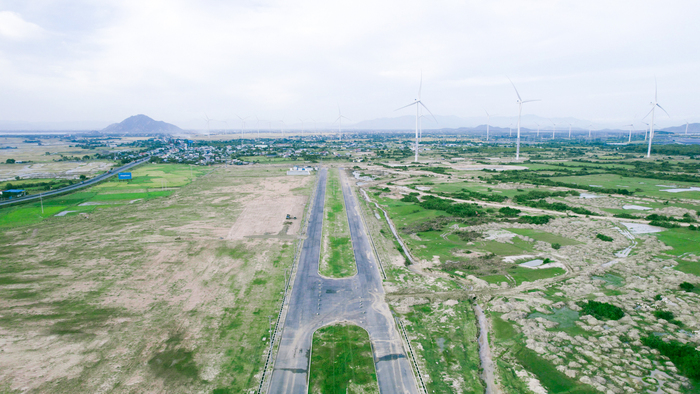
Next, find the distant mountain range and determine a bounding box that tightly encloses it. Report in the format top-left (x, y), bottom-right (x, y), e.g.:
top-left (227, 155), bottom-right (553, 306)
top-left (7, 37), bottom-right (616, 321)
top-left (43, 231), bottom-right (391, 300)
top-left (101, 115), bottom-right (182, 134)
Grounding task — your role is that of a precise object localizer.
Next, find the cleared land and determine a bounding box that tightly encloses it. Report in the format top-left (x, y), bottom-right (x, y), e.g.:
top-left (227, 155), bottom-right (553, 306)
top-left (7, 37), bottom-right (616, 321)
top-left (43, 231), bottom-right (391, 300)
top-left (0, 163), bottom-right (312, 393)
top-left (318, 168), bottom-right (356, 278)
top-left (308, 324), bottom-right (379, 394)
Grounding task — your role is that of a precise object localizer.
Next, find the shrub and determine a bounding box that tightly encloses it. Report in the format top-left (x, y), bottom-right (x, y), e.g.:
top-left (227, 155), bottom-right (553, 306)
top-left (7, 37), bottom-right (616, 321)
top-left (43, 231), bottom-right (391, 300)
top-left (400, 192), bottom-right (419, 203)
top-left (680, 282), bottom-right (695, 292)
top-left (456, 230), bottom-right (481, 242)
top-left (596, 233), bottom-right (613, 242)
top-left (551, 243), bottom-right (561, 250)
top-left (641, 335), bottom-right (700, 379)
top-left (579, 300), bottom-right (624, 320)
top-left (499, 207), bottom-right (521, 217)
top-left (517, 215), bottom-right (552, 225)
top-left (653, 310), bottom-right (674, 321)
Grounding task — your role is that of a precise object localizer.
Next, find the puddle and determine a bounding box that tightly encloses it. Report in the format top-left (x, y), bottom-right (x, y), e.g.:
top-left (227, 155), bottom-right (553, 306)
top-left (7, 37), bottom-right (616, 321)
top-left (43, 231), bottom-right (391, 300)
top-left (622, 222), bottom-right (665, 234)
top-left (579, 193), bottom-right (599, 199)
top-left (436, 337), bottom-right (445, 352)
top-left (660, 187), bottom-right (700, 193)
top-left (520, 259), bottom-right (544, 268)
top-left (54, 210), bottom-right (76, 217)
top-left (623, 204), bottom-right (651, 210)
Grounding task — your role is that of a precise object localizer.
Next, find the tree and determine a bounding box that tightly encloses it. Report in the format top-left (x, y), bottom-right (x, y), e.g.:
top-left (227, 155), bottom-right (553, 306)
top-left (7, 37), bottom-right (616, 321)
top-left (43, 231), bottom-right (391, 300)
top-left (680, 282), bottom-right (695, 292)
top-left (6, 159), bottom-right (15, 164)
top-left (79, 174), bottom-right (87, 180)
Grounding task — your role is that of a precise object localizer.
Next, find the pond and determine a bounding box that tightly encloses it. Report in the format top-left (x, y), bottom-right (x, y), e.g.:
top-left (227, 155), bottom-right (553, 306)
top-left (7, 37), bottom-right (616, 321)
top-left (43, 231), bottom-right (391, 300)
top-left (528, 306), bottom-right (579, 328)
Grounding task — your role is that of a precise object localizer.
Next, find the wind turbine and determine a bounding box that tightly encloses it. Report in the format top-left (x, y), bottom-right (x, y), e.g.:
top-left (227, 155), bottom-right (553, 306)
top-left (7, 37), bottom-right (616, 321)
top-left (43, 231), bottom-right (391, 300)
top-left (255, 116), bottom-right (260, 140)
top-left (643, 122), bottom-right (649, 141)
top-left (334, 106), bottom-right (349, 141)
top-left (204, 113), bottom-right (211, 137)
top-left (509, 123), bottom-right (512, 137)
top-left (685, 121), bottom-right (689, 135)
top-left (550, 120), bottom-right (556, 139)
top-left (299, 118), bottom-right (306, 140)
top-left (626, 124), bottom-right (634, 143)
top-left (509, 79), bottom-right (540, 160)
top-left (588, 125), bottom-right (592, 140)
top-left (236, 115), bottom-right (249, 142)
top-left (279, 120), bottom-right (286, 139)
top-left (567, 122), bottom-right (573, 139)
top-left (396, 76), bottom-right (437, 162)
top-left (535, 122), bottom-right (540, 139)
top-left (643, 80), bottom-right (670, 158)
top-left (484, 109), bottom-right (491, 142)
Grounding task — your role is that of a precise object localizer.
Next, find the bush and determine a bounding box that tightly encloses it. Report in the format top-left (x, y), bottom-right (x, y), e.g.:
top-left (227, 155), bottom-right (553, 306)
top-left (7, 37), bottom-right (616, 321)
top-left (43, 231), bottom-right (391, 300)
top-left (456, 230), bottom-right (481, 242)
top-left (649, 220), bottom-right (681, 228)
top-left (499, 207), bottom-right (521, 217)
top-left (641, 335), bottom-right (700, 379)
top-left (5, 158), bottom-right (15, 164)
top-left (551, 243), bottom-right (561, 250)
top-left (596, 233), bottom-right (613, 242)
top-left (579, 300), bottom-right (624, 320)
top-left (680, 282), bottom-right (695, 292)
top-left (653, 310), bottom-right (674, 321)
top-left (517, 215), bottom-right (552, 225)
top-left (400, 192), bottom-right (419, 203)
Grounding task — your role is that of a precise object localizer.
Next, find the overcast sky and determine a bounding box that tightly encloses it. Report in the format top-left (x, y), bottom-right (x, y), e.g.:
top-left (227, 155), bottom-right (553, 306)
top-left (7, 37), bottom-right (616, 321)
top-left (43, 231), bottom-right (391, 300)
top-left (0, 0), bottom-right (698, 129)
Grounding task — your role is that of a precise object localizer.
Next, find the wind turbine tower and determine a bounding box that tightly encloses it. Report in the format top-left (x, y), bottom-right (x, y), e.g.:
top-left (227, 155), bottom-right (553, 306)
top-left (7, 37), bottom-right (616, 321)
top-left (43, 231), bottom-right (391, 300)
top-left (396, 75), bottom-right (437, 162)
top-left (535, 122), bottom-right (540, 139)
top-left (551, 120), bottom-right (556, 139)
top-left (644, 80), bottom-right (670, 158)
top-left (509, 79), bottom-right (540, 160)
top-left (568, 122), bottom-right (572, 139)
top-left (627, 124), bottom-right (634, 143)
top-left (334, 107), bottom-right (349, 141)
top-left (484, 110), bottom-right (491, 142)
top-left (686, 121), bottom-right (689, 135)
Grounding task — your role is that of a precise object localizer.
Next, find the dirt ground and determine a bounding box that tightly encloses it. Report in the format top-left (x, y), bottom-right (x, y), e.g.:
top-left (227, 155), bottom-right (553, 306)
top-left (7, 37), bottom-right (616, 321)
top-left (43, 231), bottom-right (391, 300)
top-left (0, 164), bottom-right (313, 393)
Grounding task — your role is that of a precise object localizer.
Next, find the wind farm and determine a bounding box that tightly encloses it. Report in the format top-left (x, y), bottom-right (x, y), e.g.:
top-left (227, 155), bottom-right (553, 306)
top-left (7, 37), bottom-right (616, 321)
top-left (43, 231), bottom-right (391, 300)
top-left (1, 2), bottom-right (700, 394)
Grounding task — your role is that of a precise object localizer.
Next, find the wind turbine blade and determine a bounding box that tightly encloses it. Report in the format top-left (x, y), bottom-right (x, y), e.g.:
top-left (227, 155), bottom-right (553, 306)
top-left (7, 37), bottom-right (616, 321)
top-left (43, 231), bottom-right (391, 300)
top-left (419, 71), bottom-right (422, 100)
top-left (508, 77), bottom-right (522, 102)
top-left (484, 109), bottom-right (489, 117)
top-left (643, 106), bottom-right (654, 119)
top-left (655, 77), bottom-right (658, 102)
top-left (656, 104), bottom-right (670, 117)
top-left (395, 101), bottom-right (417, 111)
top-left (419, 101), bottom-right (437, 123)
top-left (341, 115), bottom-right (350, 121)
top-left (522, 99), bottom-right (541, 104)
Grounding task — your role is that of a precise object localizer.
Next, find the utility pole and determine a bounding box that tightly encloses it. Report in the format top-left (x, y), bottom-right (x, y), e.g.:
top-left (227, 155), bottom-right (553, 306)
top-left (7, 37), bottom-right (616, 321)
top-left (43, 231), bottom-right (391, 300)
top-left (40, 192), bottom-right (44, 214)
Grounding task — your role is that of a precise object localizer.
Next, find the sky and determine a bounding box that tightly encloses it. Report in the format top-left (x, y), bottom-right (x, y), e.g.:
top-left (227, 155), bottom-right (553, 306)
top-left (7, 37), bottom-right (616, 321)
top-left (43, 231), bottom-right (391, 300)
top-left (0, 0), bottom-right (698, 130)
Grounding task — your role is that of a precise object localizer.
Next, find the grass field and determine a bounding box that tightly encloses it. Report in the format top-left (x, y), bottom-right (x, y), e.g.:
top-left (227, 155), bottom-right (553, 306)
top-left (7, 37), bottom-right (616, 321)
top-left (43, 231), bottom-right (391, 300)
top-left (481, 266), bottom-right (565, 285)
top-left (490, 312), bottom-right (596, 394)
top-left (652, 228), bottom-right (700, 256)
top-left (403, 301), bottom-right (484, 393)
top-left (0, 164), bottom-right (310, 393)
top-left (674, 260), bottom-right (700, 276)
top-left (507, 228), bottom-right (580, 246)
top-left (550, 173), bottom-right (700, 199)
top-left (0, 163), bottom-right (207, 228)
top-left (308, 324), bottom-right (378, 394)
top-left (319, 168), bottom-right (356, 278)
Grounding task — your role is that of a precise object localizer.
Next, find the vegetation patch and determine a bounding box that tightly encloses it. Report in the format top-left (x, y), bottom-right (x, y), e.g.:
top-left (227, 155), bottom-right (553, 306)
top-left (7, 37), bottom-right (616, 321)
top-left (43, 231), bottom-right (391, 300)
top-left (578, 300), bottom-right (624, 320)
top-left (319, 169), bottom-right (356, 278)
top-left (641, 335), bottom-right (700, 379)
top-left (308, 324), bottom-right (378, 394)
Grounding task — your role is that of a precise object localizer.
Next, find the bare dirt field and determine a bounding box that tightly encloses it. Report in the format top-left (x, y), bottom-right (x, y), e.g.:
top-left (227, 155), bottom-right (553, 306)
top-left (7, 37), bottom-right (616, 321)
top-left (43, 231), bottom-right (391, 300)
top-left (0, 164), bottom-right (313, 393)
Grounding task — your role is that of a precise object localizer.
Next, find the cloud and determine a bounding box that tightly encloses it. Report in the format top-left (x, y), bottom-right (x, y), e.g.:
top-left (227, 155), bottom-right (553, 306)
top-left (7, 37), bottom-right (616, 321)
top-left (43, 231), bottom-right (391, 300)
top-left (0, 11), bottom-right (44, 40)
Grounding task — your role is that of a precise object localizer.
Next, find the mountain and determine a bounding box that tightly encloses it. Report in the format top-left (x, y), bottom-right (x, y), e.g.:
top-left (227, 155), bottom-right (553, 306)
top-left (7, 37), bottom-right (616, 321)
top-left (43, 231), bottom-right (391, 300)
top-left (101, 115), bottom-right (181, 134)
top-left (661, 123), bottom-right (700, 134)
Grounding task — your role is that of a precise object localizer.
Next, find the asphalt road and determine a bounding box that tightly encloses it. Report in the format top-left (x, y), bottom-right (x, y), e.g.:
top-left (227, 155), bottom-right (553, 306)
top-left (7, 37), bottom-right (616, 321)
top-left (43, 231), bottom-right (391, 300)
top-left (269, 168), bottom-right (418, 394)
top-left (0, 157), bottom-right (150, 207)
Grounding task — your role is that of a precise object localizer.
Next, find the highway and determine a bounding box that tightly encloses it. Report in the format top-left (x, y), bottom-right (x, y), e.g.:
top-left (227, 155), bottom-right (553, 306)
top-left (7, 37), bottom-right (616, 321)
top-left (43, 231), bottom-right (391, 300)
top-left (0, 157), bottom-right (150, 207)
top-left (269, 168), bottom-right (418, 394)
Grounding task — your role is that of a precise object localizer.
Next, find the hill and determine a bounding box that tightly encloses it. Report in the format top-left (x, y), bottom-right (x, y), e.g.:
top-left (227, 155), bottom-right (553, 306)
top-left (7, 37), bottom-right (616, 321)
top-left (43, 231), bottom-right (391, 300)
top-left (101, 114), bottom-right (181, 134)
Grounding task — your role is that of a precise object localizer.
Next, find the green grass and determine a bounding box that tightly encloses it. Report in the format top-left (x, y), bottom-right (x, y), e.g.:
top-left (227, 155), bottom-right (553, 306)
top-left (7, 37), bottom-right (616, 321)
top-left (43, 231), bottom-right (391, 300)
top-left (528, 307), bottom-right (580, 328)
top-left (308, 324), bottom-right (378, 394)
top-left (481, 267), bottom-right (565, 285)
top-left (591, 273), bottom-right (624, 286)
top-left (512, 345), bottom-right (597, 394)
top-left (319, 169), bottom-right (356, 278)
top-left (653, 228), bottom-right (700, 256)
top-left (507, 228), bottom-right (580, 246)
top-left (550, 173), bottom-right (700, 199)
top-left (474, 237), bottom-right (535, 256)
top-left (675, 260), bottom-right (700, 276)
top-left (404, 301), bottom-right (484, 393)
top-left (0, 163), bottom-right (200, 228)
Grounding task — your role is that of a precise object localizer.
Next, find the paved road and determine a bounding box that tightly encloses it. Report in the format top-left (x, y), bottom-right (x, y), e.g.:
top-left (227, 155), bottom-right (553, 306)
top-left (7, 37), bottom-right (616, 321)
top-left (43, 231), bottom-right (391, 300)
top-left (0, 157), bottom-right (150, 207)
top-left (269, 168), bottom-right (418, 394)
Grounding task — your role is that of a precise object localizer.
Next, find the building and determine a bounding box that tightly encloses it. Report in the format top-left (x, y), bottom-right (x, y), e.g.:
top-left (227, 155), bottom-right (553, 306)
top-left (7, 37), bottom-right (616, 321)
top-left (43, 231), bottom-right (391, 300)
top-left (0, 189), bottom-right (26, 199)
